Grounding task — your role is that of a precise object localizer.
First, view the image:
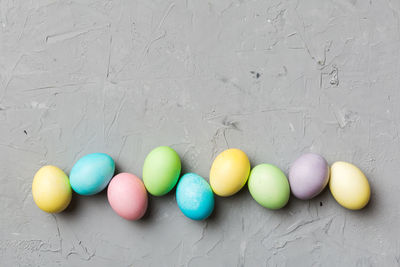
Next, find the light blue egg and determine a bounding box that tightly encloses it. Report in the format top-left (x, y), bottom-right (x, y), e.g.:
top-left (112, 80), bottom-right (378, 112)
top-left (176, 173), bottom-right (214, 220)
top-left (70, 153), bottom-right (115, 195)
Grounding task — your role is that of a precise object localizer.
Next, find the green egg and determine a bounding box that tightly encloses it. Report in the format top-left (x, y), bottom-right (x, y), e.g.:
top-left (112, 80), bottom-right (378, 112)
top-left (248, 164), bottom-right (290, 210)
top-left (142, 146), bottom-right (181, 196)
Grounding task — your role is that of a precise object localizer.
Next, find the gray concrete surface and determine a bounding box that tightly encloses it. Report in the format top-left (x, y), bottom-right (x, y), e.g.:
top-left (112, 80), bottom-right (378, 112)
top-left (1, 0), bottom-right (400, 266)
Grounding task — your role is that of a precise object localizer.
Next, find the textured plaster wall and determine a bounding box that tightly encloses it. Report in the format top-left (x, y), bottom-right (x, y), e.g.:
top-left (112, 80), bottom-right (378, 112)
top-left (1, 0), bottom-right (400, 266)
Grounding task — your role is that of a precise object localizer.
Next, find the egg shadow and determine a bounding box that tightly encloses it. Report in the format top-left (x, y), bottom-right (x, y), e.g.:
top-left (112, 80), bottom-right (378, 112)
top-left (341, 184), bottom-right (376, 218)
top-left (137, 196), bottom-right (153, 222)
top-left (302, 170), bottom-right (377, 218)
top-left (206, 184), bottom-right (253, 225)
top-left (60, 191), bottom-right (81, 217)
top-left (114, 161), bottom-right (124, 175)
top-left (136, 185), bottom-right (178, 224)
top-left (204, 194), bottom-right (220, 223)
top-left (312, 186), bottom-right (332, 207)
top-left (355, 168), bottom-right (377, 217)
top-left (61, 162), bottom-right (123, 219)
top-left (276, 193), bottom-right (295, 213)
top-left (88, 187), bottom-right (109, 202)
top-left (364, 186), bottom-right (376, 212)
top-left (180, 155), bottom-right (195, 176)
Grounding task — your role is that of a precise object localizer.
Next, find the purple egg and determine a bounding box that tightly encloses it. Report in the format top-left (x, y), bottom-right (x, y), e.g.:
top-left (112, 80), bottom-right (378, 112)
top-left (288, 153), bottom-right (329, 200)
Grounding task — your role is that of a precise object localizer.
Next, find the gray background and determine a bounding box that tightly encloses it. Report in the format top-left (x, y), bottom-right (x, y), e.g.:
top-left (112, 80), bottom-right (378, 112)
top-left (1, 0), bottom-right (399, 266)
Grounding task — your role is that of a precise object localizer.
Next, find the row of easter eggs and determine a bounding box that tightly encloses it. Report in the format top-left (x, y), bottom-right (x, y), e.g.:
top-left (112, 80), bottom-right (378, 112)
top-left (32, 146), bottom-right (371, 221)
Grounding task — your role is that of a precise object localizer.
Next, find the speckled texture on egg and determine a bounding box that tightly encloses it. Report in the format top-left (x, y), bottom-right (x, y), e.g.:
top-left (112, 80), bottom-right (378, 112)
top-left (176, 173), bottom-right (214, 220)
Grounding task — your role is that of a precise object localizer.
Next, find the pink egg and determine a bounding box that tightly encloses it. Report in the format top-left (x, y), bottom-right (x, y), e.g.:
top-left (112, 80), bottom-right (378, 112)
top-left (107, 173), bottom-right (148, 220)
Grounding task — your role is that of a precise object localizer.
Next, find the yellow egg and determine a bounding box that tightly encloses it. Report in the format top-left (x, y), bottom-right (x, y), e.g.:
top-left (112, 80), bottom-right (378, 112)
top-left (329, 161), bottom-right (370, 210)
top-left (209, 148), bottom-right (250, 197)
top-left (32, 165), bottom-right (72, 213)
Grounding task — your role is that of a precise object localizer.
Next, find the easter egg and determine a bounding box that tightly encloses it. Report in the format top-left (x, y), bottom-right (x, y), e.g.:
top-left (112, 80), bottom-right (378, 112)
top-left (248, 164), bottom-right (290, 209)
top-left (209, 148), bottom-right (250, 197)
top-left (70, 153), bottom-right (115, 195)
top-left (32, 165), bottom-right (72, 213)
top-left (176, 173), bottom-right (214, 220)
top-left (142, 146), bottom-right (181, 196)
top-left (329, 161), bottom-right (370, 210)
top-left (288, 153), bottom-right (330, 200)
top-left (107, 173), bottom-right (148, 220)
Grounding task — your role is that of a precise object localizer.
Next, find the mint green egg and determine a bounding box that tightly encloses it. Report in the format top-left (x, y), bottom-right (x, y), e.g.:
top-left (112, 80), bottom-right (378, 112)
top-left (142, 146), bottom-right (181, 196)
top-left (248, 164), bottom-right (290, 210)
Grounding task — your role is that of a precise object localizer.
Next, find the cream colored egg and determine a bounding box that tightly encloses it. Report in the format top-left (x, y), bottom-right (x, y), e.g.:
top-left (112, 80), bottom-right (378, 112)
top-left (329, 161), bottom-right (370, 210)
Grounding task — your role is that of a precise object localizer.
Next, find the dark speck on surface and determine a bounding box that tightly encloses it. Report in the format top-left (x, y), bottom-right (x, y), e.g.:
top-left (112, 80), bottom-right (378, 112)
top-left (250, 71), bottom-right (261, 79)
top-left (23, 130), bottom-right (27, 135)
top-left (320, 202), bottom-right (323, 207)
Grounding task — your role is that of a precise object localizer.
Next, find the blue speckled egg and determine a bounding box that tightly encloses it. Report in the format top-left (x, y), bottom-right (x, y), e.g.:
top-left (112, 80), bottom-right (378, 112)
top-left (70, 153), bottom-right (115, 195)
top-left (176, 173), bottom-right (214, 220)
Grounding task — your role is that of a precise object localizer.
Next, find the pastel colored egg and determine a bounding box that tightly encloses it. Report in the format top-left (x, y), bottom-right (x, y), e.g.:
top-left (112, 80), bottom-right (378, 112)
top-left (248, 164), bottom-right (290, 209)
top-left (107, 173), bottom-right (148, 220)
top-left (70, 153), bottom-right (115, 195)
top-left (209, 148), bottom-right (250, 197)
top-left (142, 146), bottom-right (181, 196)
top-left (32, 165), bottom-right (72, 213)
top-left (329, 161), bottom-right (370, 210)
top-left (176, 173), bottom-right (214, 220)
top-left (288, 153), bottom-right (330, 200)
